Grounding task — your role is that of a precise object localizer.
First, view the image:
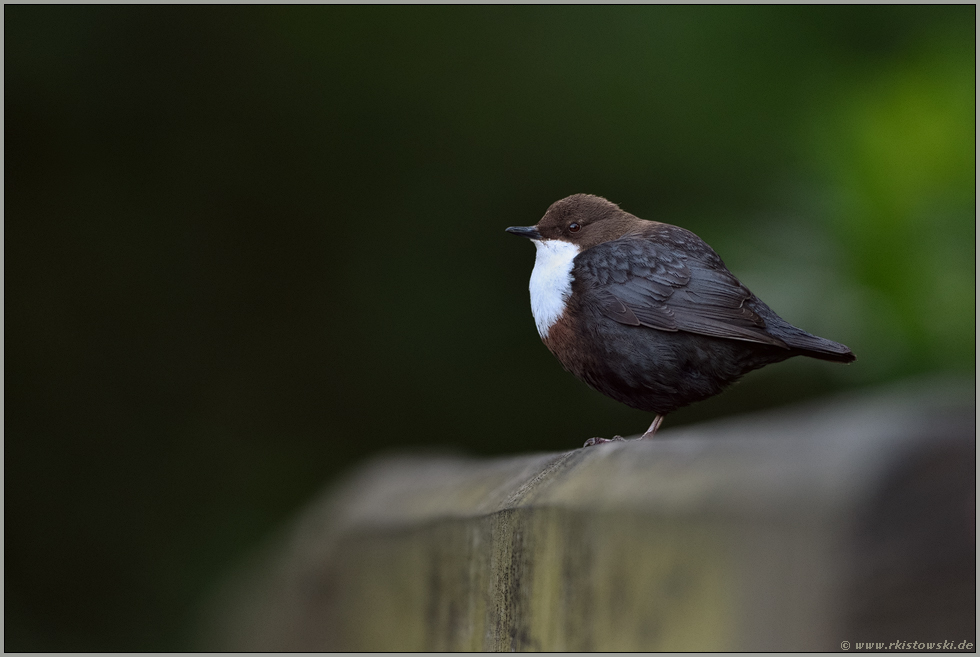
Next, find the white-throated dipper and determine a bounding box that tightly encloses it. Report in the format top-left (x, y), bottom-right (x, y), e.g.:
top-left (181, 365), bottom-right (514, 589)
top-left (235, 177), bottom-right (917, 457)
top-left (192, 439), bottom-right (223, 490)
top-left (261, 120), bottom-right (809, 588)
top-left (506, 194), bottom-right (855, 447)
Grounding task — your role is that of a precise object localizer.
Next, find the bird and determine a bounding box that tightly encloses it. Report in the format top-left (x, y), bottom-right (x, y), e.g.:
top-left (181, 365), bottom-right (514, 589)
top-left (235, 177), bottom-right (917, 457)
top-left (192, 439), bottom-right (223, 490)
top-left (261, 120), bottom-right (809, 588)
top-left (505, 193), bottom-right (855, 447)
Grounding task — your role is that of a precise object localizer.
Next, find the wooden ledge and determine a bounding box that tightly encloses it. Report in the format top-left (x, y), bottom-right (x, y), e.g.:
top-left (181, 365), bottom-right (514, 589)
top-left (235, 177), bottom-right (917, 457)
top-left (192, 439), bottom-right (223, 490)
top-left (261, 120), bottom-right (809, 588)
top-left (204, 378), bottom-right (974, 651)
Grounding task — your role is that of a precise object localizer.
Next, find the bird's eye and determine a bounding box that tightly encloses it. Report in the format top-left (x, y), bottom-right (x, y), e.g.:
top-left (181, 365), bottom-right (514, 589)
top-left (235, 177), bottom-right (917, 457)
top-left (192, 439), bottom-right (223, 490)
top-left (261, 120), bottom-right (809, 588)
top-left (568, 222), bottom-right (581, 233)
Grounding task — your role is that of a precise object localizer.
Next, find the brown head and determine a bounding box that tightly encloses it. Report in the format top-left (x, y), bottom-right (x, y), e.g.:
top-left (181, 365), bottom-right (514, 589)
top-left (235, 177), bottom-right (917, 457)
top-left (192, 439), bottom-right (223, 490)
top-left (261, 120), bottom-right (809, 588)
top-left (505, 194), bottom-right (650, 250)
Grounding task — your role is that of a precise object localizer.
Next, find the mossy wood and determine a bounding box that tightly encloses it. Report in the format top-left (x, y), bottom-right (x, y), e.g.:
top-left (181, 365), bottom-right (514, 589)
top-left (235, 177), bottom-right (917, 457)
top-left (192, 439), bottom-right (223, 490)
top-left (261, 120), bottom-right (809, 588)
top-left (206, 380), bottom-right (974, 651)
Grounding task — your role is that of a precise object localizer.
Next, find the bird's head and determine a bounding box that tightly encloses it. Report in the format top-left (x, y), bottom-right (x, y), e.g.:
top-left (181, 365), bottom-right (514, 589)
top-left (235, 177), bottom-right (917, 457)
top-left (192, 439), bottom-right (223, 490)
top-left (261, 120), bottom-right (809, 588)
top-left (505, 194), bottom-right (645, 250)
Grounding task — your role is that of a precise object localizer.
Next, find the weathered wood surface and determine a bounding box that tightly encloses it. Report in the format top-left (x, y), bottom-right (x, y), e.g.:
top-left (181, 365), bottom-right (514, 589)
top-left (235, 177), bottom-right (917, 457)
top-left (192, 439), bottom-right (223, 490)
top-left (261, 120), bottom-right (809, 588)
top-left (204, 378), bottom-right (974, 651)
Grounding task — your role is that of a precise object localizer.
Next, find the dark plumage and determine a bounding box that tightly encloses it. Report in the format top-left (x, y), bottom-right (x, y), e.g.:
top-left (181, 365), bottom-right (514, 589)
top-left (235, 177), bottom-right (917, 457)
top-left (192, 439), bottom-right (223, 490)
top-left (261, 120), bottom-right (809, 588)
top-left (506, 193), bottom-right (855, 446)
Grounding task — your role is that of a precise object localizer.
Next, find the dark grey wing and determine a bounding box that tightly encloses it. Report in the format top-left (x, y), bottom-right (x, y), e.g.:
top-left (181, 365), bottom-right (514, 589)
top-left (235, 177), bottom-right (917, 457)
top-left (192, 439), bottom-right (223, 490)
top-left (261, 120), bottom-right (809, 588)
top-left (574, 227), bottom-right (790, 348)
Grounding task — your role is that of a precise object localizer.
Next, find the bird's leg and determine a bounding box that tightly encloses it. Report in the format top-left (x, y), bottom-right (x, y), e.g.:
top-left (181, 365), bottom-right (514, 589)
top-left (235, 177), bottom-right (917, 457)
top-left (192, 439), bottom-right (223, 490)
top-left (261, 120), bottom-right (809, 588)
top-left (638, 414), bottom-right (664, 440)
top-left (583, 435), bottom-right (626, 447)
top-left (583, 415), bottom-right (664, 447)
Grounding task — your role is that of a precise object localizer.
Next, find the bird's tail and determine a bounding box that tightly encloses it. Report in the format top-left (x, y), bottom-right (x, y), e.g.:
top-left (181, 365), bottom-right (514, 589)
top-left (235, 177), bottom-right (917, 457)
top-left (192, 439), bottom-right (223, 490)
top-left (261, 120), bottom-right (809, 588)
top-left (752, 301), bottom-right (856, 363)
top-left (785, 333), bottom-right (856, 363)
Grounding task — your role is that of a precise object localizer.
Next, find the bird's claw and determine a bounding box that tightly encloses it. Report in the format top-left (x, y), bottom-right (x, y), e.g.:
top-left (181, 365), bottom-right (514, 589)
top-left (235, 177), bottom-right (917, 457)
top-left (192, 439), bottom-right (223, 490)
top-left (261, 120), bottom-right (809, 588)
top-left (583, 435), bottom-right (626, 447)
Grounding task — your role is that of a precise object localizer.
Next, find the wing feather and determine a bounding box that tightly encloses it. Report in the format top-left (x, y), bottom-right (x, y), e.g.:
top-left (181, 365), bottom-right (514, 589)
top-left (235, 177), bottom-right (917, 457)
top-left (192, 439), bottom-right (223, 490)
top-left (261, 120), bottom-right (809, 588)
top-left (574, 228), bottom-right (789, 348)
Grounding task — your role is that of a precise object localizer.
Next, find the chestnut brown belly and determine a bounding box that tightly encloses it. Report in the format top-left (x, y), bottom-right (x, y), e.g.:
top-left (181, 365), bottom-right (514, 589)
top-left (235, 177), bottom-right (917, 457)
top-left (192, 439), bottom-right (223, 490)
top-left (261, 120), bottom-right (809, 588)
top-left (542, 309), bottom-right (792, 415)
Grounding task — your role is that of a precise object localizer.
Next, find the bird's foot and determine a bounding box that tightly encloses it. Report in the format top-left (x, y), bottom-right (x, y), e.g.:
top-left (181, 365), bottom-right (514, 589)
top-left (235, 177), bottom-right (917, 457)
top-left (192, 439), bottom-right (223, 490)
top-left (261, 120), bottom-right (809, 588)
top-left (583, 435), bottom-right (626, 447)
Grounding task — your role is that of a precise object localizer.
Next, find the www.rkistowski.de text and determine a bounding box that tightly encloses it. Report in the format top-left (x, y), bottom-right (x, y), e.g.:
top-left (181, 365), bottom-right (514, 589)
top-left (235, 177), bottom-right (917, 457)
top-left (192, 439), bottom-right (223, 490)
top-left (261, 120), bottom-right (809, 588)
top-left (841, 640), bottom-right (974, 650)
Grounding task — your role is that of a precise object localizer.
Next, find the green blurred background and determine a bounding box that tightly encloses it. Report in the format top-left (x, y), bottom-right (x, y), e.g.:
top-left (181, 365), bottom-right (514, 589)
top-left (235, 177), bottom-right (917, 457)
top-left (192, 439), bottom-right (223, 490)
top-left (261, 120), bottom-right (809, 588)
top-left (5, 6), bottom-right (975, 651)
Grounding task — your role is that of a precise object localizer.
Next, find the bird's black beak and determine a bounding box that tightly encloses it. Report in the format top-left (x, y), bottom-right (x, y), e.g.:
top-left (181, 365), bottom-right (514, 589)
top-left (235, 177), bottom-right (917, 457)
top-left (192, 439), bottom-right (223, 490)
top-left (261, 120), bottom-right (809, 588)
top-left (505, 225), bottom-right (541, 240)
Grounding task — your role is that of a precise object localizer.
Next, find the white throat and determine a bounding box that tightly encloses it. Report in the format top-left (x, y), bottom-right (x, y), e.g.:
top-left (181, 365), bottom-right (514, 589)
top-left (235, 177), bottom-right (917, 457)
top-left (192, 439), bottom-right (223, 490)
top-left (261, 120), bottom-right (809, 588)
top-left (528, 239), bottom-right (580, 338)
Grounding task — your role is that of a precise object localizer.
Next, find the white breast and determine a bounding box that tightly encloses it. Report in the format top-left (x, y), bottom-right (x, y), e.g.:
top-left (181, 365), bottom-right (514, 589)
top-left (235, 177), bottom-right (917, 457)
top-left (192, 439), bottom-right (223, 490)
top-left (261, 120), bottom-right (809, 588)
top-left (528, 239), bottom-right (580, 338)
